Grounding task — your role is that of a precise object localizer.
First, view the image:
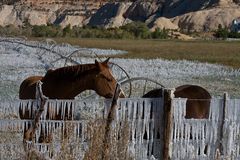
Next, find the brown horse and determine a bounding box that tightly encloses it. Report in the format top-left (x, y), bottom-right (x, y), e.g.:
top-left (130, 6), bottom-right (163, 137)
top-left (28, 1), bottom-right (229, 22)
top-left (19, 58), bottom-right (123, 100)
top-left (142, 85), bottom-right (211, 119)
top-left (19, 58), bottom-right (124, 142)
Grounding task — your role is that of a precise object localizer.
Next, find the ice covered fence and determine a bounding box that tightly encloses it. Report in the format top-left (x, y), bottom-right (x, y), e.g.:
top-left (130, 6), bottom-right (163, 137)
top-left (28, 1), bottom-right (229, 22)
top-left (0, 98), bottom-right (164, 159)
top-left (1, 96), bottom-right (240, 159)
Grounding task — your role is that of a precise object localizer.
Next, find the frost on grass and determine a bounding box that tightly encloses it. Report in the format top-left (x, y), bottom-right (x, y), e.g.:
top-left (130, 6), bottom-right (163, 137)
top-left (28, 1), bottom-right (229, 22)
top-left (0, 37), bottom-right (240, 101)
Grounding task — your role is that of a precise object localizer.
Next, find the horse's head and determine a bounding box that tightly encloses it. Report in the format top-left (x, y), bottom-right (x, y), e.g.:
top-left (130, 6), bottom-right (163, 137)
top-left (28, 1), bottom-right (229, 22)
top-left (94, 58), bottom-right (125, 98)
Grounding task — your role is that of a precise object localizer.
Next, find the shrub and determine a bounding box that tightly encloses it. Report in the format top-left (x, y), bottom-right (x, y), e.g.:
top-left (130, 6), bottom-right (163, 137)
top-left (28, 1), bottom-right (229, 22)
top-left (0, 22), bottom-right (170, 40)
top-left (121, 22), bottom-right (151, 39)
top-left (32, 25), bottom-right (62, 37)
top-left (228, 31), bottom-right (240, 38)
top-left (151, 28), bottom-right (169, 39)
top-left (63, 24), bottom-right (71, 37)
top-left (0, 25), bottom-right (21, 36)
top-left (214, 24), bottom-right (229, 39)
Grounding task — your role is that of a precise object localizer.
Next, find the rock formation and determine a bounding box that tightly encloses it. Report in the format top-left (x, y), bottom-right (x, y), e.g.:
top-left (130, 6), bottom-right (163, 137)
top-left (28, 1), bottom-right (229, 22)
top-left (0, 0), bottom-right (240, 32)
top-left (88, 2), bottom-right (132, 28)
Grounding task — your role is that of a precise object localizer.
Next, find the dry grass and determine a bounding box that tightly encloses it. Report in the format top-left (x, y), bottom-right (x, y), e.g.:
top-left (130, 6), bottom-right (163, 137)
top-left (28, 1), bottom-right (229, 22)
top-left (84, 119), bottom-right (132, 160)
top-left (19, 119), bottom-right (132, 160)
top-left (39, 38), bottom-right (240, 68)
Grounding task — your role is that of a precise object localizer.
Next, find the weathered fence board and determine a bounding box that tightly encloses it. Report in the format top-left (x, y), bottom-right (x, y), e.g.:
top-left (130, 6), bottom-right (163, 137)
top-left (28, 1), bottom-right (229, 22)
top-left (1, 95), bottom-right (240, 159)
top-left (170, 97), bottom-right (240, 160)
top-left (0, 98), bottom-right (164, 159)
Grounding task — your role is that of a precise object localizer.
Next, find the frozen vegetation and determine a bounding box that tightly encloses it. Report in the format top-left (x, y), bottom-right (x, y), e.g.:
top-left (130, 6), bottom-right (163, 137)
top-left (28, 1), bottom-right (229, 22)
top-left (0, 37), bottom-right (240, 101)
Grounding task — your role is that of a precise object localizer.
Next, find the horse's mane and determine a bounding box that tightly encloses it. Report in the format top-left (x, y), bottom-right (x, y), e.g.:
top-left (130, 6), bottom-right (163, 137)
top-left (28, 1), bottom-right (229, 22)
top-left (42, 64), bottom-right (98, 81)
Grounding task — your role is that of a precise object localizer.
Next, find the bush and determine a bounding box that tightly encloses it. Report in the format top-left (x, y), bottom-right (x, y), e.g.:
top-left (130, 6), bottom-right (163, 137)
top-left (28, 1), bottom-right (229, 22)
top-left (214, 24), bottom-right (229, 39)
top-left (121, 22), bottom-right (151, 39)
top-left (32, 24), bottom-right (62, 37)
top-left (228, 31), bottom-right (240, 38)
top-left (214, 24), bottom-right (240, 39)
top-left (151, 28), bottom-right (169, 39)
top-left (62, 24), bottom-right (71, 37)
top-left (0, 22), bottom-right (170, 40)
top-left (0, 25), bottom-right (21, 36)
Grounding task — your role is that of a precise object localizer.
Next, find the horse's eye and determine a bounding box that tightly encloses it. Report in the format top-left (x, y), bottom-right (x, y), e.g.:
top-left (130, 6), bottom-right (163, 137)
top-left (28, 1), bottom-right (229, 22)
top-left (99, 74), bottom-right (112, 82)
top-left (107, 78), bottom-right (113, 82)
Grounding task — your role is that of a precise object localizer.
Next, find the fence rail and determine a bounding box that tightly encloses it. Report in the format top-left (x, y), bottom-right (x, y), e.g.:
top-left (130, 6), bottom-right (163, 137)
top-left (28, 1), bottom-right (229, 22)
top-left (0, 98), bottom-right (164, 159)
top-left (0, 94), bottom-right (240, 159)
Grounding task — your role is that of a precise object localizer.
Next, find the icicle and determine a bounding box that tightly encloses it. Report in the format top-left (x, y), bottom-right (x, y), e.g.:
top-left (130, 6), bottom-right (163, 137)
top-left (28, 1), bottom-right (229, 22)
top-left (126, 100), bottom-right (130, 121)
top-left (21, 102), bottom-right (25, 117)
top-left (36, 126), bottom-right (40, 142)
top-left (80, 122), bottom-right (84, 143)
top-left (56, 101), bottom-right (60, 119)
top-left (47, 102), bottom-right (51, 120)
top-left (49, 101), bottom-right (54, 120)
top-left (13, 102), bottom-right (18, 117)
top-left (61, 121), bottom-right (65, 139)
top-left (123, 100), bottom-right (127, 121)
top-left (67, 101), bottom-right (71, 119)
top-left (27, 101), bottom-right (31, 118)
top-left (61, 101), bottom-right (65, 119)
top-left (46, 121), bottom-right (49, 138)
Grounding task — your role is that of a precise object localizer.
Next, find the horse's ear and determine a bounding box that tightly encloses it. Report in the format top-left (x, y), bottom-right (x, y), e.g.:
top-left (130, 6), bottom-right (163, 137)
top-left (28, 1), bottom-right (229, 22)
top-left (104, 57), bottom-right (110, 64)
top-left (95, 59), bottom-right (101, 70)
top-left (45, 69), bottom-right (54, 75)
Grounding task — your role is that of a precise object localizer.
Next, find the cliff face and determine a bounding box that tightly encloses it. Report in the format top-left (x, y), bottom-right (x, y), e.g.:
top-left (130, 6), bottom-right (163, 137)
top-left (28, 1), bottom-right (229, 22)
top-left (0, 0), bottom-right (108, 27)
top-left (0, 0), bottom-right (240, 32)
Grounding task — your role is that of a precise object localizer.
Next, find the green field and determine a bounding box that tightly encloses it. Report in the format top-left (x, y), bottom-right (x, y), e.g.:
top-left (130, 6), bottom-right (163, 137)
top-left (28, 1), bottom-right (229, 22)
top-left (33, 38), bottom-right (240, 68)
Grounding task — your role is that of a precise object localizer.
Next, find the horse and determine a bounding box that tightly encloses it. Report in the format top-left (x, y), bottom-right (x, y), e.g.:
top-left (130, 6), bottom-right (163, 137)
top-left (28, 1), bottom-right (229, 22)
top-left (19, 58), bottom-right (125, 142)
top-left (142, 85), bottom-right (211, 119)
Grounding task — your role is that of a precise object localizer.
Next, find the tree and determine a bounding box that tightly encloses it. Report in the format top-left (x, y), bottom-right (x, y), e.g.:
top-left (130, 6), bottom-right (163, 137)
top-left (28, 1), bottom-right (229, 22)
top-left (63, 24), bottom-right (71, 37)
top-left (214, 24), bottom-right (229, 39)
top-left (151, 28), bottom-right (169, 39)
top-left (121, 22), bottom-right (151, 39)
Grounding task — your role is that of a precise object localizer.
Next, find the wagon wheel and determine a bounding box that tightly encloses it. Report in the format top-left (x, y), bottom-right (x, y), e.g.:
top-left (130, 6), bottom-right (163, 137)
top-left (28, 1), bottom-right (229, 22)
top-left (44, 42), bottom-right (78, 69)
top-left (120, 77), bottom-right (165, 98)
top-left (63, 48), bottom-right (102, 66)
top-left (35, 42), bottom-right (58, 70)
top-left (108, 62), bottom-right (130, 84)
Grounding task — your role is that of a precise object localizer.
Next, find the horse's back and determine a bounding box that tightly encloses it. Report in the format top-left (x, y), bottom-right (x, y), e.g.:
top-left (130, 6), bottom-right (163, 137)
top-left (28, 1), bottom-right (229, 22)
top-left (175, 85), bottom-right (211, 119)
top-left (175, 85), bottom-right (211, 99)
top-left (19, 76), bottom-right (43, 99)
top-left (142, 85), bottom-right (211, 119)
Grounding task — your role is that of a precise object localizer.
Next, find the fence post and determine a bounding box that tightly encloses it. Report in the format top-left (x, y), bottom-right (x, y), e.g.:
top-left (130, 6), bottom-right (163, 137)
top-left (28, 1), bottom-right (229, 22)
top-left (24, 81), bottom-right (48, 145)
top-left (102, 83), bottom-right (121, 160)
top-left (219, 92), bottom-right (228, 155)
top-left (32, 81), bottom-right (48, 141)
top-left (163, 89), bottom-right (175, 160)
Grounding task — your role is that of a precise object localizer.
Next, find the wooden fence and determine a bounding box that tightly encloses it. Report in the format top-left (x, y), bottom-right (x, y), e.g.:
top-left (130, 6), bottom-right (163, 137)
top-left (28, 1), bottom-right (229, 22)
top-left (0, 98), bottom-right (164, 159)
top-left (171, 94), bottom-right (240, 160)
top-left (0, 94), bottom-right (240, 159)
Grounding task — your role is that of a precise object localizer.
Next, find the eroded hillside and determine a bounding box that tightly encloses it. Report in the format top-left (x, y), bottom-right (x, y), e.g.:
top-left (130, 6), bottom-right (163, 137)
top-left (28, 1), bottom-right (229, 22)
top-left (0, 0), bottom-right (240, 32)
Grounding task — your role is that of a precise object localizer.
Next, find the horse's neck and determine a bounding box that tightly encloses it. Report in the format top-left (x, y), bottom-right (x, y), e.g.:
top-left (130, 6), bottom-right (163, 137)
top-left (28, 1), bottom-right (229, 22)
top-left (70, 74), bottom-right (95, 97)
top-left (42, 74), bottom-right (95, 99)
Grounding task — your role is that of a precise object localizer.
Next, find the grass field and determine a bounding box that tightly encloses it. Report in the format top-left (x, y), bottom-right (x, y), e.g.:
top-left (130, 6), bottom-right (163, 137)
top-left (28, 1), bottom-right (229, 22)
top-left (46, 38), bottom-right (240, 68)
